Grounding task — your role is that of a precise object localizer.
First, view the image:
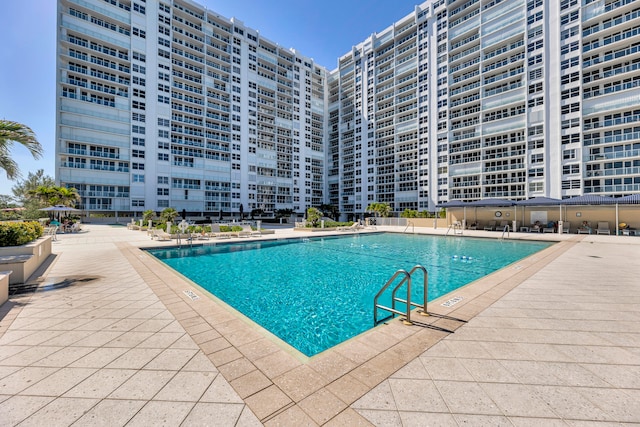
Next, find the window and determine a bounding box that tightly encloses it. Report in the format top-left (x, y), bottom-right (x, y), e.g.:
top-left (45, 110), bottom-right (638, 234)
top-left (158, 153), bottom-right (169, 161)
top-left (530, 153), bottom-right (544, 164)
top-left (563, 149), bottom-right (577, 160)
top-left (528, 82), bottom-right (543, 94)
top-left (132, 174), bottom-right (144, 183)
top-left (529, 68), bottom-right (542, 80)
top-left (560, 10), bottom-right (578, 25)
top-left (561, 103), bottom-right (580, 114)
top-left (561, 56), bottom-right (579, 69)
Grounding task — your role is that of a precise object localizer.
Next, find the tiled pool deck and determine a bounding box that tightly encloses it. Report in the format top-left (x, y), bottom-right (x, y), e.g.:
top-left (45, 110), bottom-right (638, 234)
top-left (1, 224), bottom-right (639, 426)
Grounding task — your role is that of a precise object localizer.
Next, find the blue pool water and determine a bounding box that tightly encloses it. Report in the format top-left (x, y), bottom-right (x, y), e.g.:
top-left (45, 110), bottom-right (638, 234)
top-left (148, 234), bottom-right (551, 356)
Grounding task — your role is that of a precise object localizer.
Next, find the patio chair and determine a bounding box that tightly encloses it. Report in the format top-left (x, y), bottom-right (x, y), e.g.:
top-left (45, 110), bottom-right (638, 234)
top-left (596, 222), bottom-right (611, 235)
top-left (498, 220), bottom-right (510, 231)
top-left (238, 224), bottom-right (261, 237)
top-left (208, 223), bottom-right (231, 239)
top-left (152, 229), bottom-right (172, 241)
top-left (337, 222), bottom-right (363, 232)
top-left (561, 222), bottom-right (570, 233)
top-left (577, 221), bottom-right (592, 234)
top-left (483, 220), bottom-right (497, 231)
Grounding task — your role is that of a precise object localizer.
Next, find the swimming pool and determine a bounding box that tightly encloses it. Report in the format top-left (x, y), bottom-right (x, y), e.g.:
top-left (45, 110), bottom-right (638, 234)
top-left (148, 234), bottom-right (551, 356)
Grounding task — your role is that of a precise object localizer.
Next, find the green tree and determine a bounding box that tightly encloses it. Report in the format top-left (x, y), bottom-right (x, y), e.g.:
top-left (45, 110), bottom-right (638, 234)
top-left (401, 209), bottom-right (418, 218)
top-left (0, 120), bottom-right (43, 180)
top-left (11, 169), bottom-right (55, 204)
top-left (142, 209), bottom-right (155, 225)
top-left (366, 202), bottom-right (392, 218)
top-left (306, 207), bottom-right (322, 227)
top-left (159, 207), bottom-right (179, 225)
top-left (55, 187), bottom-right (81, 207)
top-left (318, 204), bottom-right (339, 220)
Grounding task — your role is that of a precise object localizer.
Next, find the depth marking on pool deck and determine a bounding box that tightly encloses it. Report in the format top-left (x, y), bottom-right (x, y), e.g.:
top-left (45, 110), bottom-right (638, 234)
top-left (183, 290), bottom-right (200, 300)
top-left (441, 296), bottom-right (463, 307)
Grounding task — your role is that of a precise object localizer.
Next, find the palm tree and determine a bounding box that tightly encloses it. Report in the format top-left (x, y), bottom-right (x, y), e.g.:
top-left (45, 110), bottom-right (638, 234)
top-left (0, 120), bottom-right (43, 179)
top-left (56, 187), bottom-right (81, 207)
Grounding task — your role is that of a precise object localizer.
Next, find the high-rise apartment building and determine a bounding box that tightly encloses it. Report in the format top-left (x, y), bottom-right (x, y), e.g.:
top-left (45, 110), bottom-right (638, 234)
top-left (57, 0), bottom-right (326, 216)
top-left (57, 0), bottom-right (640, 218)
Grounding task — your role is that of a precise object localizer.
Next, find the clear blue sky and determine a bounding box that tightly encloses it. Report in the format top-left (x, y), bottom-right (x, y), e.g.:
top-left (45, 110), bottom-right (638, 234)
top-left (0, 0), bottom-right (421, 196)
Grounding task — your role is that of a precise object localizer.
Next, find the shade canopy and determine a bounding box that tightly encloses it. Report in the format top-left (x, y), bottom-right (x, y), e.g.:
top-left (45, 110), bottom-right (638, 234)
top-left (40, 205), bottom-right (81, 212)
top-left (617, 194), bottom-right (640, 204)
top-left (436, 200), bottom-right (468, 208)
top-left (514, 197), bottom-right (562, 206)
top-left (560, 195), bottom-right (617, 205)
top-left (466, 198), bottom-right (515, 207)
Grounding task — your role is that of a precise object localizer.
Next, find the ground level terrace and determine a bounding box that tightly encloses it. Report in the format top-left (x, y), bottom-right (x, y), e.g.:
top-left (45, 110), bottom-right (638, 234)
top-left (0, 225), bottom-right (639, 425)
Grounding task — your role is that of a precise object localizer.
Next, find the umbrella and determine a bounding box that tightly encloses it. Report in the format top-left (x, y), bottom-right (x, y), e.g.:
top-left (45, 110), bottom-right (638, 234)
top-left (40, 205), bottom-right (81, 212)
top-left (40, 205), bottom-right (82, 221)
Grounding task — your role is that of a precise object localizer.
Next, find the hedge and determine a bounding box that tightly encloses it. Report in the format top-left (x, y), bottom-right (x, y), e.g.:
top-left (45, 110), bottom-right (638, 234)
top-left (0, 221), bottom-right (44, 247)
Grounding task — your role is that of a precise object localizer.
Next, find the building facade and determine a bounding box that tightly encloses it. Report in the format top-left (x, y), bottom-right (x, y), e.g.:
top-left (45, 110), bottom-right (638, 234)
top-left (57, 0), bottom-right (640, 217)
top-left (56, 0), bottom-right (326, 217)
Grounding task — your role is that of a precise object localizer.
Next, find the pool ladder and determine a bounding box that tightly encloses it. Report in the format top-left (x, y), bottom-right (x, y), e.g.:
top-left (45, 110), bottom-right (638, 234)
top-left (445, 222), bottom-right (463, 237)
top-left (403, 221), bottom-right (414, 234)
top-left (373, 265), bottom-right (428, 326)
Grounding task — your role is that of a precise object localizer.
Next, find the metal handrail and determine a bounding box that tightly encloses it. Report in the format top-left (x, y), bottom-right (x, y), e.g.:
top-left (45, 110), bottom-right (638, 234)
top-left (500, 224), bottom-right (510, 240)
top-left (403, 221), bottom-right (415, 234)
top-left (373, 265), bottom-right (428, 326)
top-left (445, 222), bottom-right (463, 237)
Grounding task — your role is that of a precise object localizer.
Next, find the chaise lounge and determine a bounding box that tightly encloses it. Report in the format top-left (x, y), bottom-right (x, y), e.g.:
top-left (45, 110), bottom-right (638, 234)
top-left (596, 221), bottom-right (611, 235)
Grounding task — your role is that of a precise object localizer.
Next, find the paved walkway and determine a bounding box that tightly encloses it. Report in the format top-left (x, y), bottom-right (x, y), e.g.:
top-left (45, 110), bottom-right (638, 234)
top-left (0, 224), bottom-right (638, 426)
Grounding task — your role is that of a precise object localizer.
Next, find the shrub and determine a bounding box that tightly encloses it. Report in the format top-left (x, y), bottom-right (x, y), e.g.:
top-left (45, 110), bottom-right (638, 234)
top-left (0, 221), bottom-right (44, 247)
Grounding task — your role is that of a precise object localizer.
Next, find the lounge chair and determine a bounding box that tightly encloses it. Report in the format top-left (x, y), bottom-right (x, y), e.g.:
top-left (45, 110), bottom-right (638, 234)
top-left (543, 222), bottom-right (556, 233)
top-left (208, 223), bottom-right (231, 239)
top-left (498, 220), bottom-right (510, 231)
top-left (483, 220), bottom-right (497, 231)
top-left (596, 222), bottom-right (611, 235)
top-left (153, 229), bottom-right (172, 241)
top-left (561, 222), bottom-right (570, 233)
top-left (577, 222), bottom-right (592, 234)
top-left (238, 224), bottom-right (261, 237)
top-left (337, 222), bottom-right (362, 232)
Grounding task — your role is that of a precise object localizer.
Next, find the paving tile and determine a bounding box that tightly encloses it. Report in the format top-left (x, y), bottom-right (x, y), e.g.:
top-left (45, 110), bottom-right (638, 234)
top-left (200, 373), bottom-right (244, 404)
top-left (0, 346), bottom-right (62, 366)
top-left (71, 398), bottom-right (146, 427)
top-left (229, 369), bottom-right (272, 399)
top-left (0, 395), bottom-right (55, 426)
top-left (181, 402), bottom-right (245, 427)
top-left (434, 380), bottom-right (502, 415)
top-left (19, 367), bottom-right (96, 397)
top-left (325, 374), bottom-right (370, 406)
top-left (17, 396), bottom-right (100, 427)
top-left (263, 404), bottom-right (318, 427)
top-left (105, 347), bottom-right (163, 369)
top-left (154, 371), bottom-right (216, 402)
top-left (533, 385), bottom-right (612, 422)
top-left (352, 380), bottom-right (397, 411)
top-left (144, 348), bottom-right (198, 370)
top-left (273, 364), bottom-right (327, 402)
top-left (399, 411), bottom-right (458, 426)
top-left (453, 414), bottom-right (513, 426)
top-left (480, 382), bottom-right (558, 418)
top-left (353, 409), bottom-right (401, 426)
top-left (68, 347), bottom-right (129, 368)
top-left (109, 368), bottom-right (176, 400)
top-left (298, 388), bottom-right (347, 425)
top-left (182, 351), bottom-right (218, 373)
top-left (0, 367), bottom-right (59, 395)
top-left (125, 401), bottom-right (194, 427)
top-left (64, 369), bottom-right (137, 398)
top-left (253, 350), bottom-right (301, 378)
top-left (136, 332), bottom-right (184, 348)
top-left (243, 384), bottom-right (292, 420)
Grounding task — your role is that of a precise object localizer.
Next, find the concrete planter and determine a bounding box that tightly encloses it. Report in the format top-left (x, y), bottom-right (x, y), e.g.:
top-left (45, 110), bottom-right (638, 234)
top-left (0, 271), bottom-right (9, 306)
top-left (0, 236), bottom-right (53, 285)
